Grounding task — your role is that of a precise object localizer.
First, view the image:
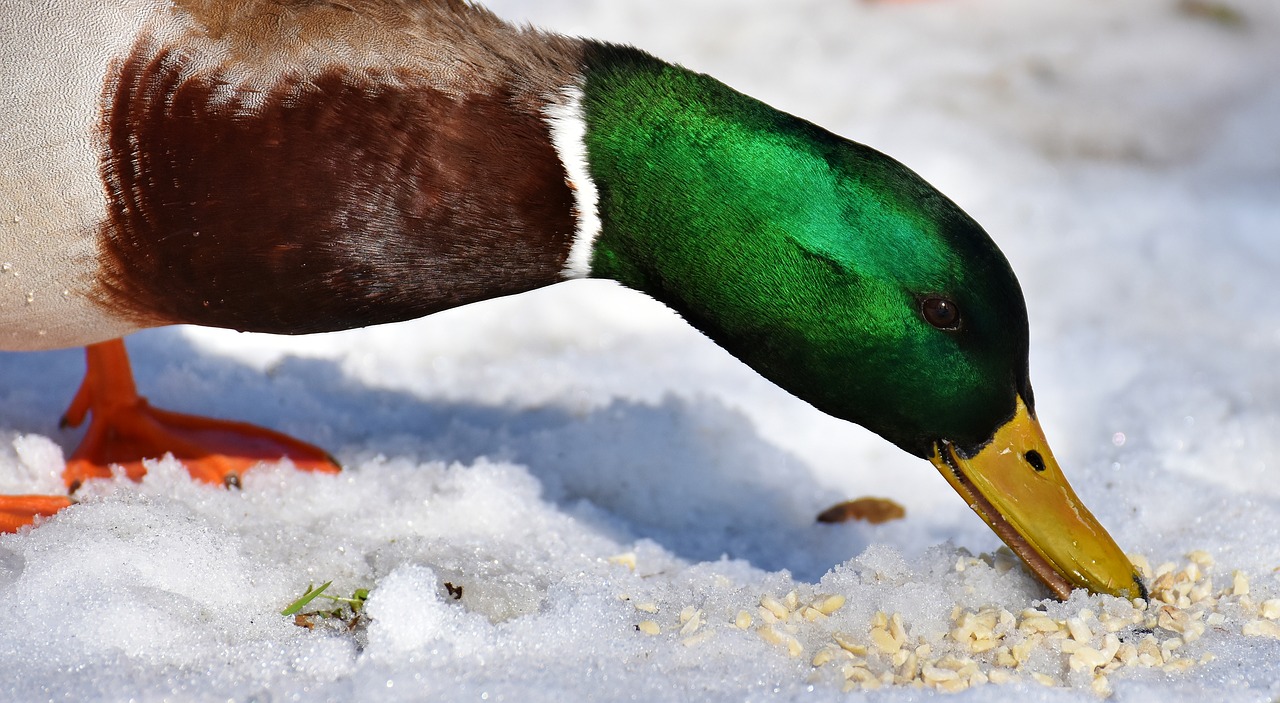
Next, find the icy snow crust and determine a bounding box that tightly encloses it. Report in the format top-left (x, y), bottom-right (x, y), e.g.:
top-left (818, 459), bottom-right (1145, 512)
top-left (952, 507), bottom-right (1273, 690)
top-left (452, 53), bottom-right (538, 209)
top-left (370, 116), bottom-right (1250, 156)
top-left (2, 0), bottom-right (1279, 700)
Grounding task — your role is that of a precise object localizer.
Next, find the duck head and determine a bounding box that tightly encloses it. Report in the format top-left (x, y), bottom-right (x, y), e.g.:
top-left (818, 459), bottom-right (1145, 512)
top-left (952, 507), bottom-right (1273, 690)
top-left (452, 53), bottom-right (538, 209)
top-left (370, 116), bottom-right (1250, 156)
top-left (577, 44), bottom-right (1144, 599)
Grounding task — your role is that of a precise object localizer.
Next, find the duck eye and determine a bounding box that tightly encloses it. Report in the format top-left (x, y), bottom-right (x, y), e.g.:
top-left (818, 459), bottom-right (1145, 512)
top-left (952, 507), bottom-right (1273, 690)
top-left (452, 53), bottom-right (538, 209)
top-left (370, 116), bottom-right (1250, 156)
top-left (921, 297), bottom-right (961, 330)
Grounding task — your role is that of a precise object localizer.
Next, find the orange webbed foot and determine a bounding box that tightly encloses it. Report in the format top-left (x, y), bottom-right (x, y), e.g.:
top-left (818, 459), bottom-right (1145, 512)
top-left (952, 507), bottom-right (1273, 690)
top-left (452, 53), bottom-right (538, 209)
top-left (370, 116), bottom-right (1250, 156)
top-left (0, 495), bottom-right (75, 533)
top-left (60, 339), bottom-right (340, 492)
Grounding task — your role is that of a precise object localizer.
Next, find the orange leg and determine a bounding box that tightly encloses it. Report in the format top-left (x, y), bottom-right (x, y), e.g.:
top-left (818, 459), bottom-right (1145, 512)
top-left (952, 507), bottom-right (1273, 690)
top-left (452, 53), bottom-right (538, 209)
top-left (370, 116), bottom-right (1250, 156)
top-left (0, 338), bottom-right (340, 532)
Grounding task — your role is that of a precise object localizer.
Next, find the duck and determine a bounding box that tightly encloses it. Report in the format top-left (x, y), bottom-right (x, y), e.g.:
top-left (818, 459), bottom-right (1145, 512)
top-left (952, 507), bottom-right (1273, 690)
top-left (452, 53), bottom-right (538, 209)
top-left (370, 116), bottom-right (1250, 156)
top-left (0, 0), bottom-right (1143, 600)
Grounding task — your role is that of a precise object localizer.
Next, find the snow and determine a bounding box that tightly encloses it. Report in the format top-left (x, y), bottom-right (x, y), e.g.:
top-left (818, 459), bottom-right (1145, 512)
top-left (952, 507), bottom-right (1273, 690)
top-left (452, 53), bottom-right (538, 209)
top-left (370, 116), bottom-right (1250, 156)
top-left (2, 0), bottom-right (1279, 700)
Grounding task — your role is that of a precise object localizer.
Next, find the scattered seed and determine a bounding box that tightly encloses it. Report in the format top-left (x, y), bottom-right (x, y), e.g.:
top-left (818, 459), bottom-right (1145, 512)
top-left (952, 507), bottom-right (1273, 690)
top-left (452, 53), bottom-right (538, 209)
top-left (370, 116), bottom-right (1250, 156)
top-left (1020, 615), bottom-right (1061, 634)
top-left (815, 496), bottom-right (906, 524)
top-left (988, 669), bottom-right (1015, 685)
top-left (744, 551), bottom-right (1243, 693)
top-left (1232, 571), bottom-right (1250, 596)
top-left (784, 590), bottom-right (800, 611)
top-left (1031, 672), bottom-right (1057, 687)
top-left (893, 651), bottom-right (918, 682)
top-left (1129, 553), bottom-right (1153, 579)
top-left (678, 606), bottom-right (697, 625)
top-left (757, 605), bottom-right (778, 625)
top-left (760, 595), bottom-right (790, 620)
top-left (846, 666), bottom-right (878, 688)
top-left (1116, 642), bottom-right (1138, 666)
top-left (832, 632), bottom-right (868, 657)
top-left (1187, 550), bottom-right (1214, 568)
top-left (637, 620), bottom-right (660, 636)
top-left (757, 625), bottom-right (784, 646)
top-left (1091, 673), bottom-right (1112, 697)
top-left (608, 552), bottom-right (637, 571)
top-left (812, 647), bottom-right (838, 668)
top-left (759, 625), bottom-right (804, 658)
top-left (1260, 599), bottom-right (1280, 620)
top-left (969, 638), bottom-right (998, 654)
top-left (1243, 620), bottom-right (1280, 638)
top-left (1182, 562), bottom-right (1202, 584)
top-left (1189, 579), bottom-right (1214, 603)
top-left (870, 626), bottom-right (900, 654)
top-left (814, 594), bottom-right (846, 615)
top-left (1066, 617), bottom-right (1094, 643)
top-left (921, 664), bottom-right (958, 683)
top-left (682, 629), bottom-right (714, 648)
top-left (679, 609), bottom-right (703, 636)
top-left (1072, 633), bottom-right (1122, 672)
top-left (1160, 637), bottom-right (1184, 660)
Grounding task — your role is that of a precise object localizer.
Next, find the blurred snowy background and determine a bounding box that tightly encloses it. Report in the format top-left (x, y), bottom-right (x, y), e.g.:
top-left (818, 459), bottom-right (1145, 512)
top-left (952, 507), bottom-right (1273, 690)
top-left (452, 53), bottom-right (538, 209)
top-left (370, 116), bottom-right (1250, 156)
top-left (1, 0), bottom-right (1278, 700)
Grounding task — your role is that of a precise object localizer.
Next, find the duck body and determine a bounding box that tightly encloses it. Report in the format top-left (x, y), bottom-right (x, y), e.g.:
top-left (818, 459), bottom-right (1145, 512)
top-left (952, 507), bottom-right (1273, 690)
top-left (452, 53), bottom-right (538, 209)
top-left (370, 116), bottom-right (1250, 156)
top-left (2, 1), bottom-right (1142, 598)
top-left (3, 0), bottom-right (586, 347)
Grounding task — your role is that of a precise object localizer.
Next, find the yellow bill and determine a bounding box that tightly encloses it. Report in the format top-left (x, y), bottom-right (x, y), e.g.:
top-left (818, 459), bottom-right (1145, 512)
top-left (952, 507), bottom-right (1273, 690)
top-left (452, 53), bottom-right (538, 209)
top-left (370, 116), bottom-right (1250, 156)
top-left (929, 395), bottom-right (1146, 600)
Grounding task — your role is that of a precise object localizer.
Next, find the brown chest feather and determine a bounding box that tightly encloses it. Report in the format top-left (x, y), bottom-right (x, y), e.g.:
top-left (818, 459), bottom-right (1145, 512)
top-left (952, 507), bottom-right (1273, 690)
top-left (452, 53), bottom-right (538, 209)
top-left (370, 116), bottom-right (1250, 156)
top-left (97, 20), bottom-right (579, 334)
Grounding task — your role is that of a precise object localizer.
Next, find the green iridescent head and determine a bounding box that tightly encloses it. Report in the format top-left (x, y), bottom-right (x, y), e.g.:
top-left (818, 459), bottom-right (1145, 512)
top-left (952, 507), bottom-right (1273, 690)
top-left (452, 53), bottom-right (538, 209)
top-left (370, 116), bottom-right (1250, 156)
top-left (581, 44), bottom-right (1031, 457)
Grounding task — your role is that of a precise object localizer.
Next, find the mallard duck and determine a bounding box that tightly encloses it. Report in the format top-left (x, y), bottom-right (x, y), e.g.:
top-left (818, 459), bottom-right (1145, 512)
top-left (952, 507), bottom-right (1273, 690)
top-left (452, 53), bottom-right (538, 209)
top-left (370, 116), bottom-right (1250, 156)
top-left (0, 0), bottom-right (1143, 599)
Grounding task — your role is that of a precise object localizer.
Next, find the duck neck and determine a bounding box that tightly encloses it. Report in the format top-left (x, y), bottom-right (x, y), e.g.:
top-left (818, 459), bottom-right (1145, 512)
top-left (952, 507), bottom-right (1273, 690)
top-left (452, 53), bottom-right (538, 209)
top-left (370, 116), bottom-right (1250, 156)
top-left (566, 44), bottom-right (849, 383)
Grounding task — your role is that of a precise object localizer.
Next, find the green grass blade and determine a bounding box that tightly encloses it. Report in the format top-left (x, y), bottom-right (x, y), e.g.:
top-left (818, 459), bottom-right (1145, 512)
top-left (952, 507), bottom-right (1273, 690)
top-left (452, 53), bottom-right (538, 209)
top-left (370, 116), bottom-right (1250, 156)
top-left (280, 581), bottom-right (333, 616)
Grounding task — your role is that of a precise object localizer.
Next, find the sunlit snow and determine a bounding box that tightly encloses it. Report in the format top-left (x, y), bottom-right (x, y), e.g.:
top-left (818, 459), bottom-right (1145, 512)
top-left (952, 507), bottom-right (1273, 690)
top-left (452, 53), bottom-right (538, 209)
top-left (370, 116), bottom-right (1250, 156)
top-left (1, 0), bottom-right (1278, 700)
